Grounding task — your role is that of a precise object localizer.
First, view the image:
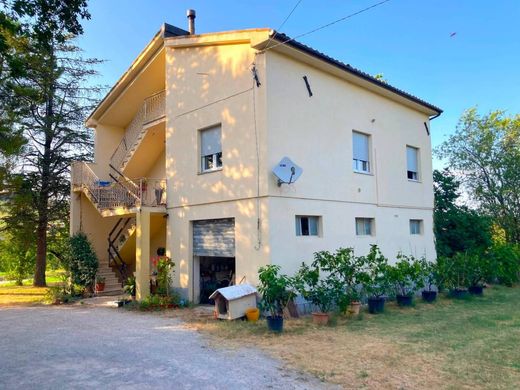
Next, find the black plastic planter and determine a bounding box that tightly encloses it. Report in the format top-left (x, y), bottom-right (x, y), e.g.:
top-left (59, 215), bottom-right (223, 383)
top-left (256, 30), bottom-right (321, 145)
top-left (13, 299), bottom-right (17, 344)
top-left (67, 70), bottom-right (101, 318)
top-left (469, 285), bottom-right (483, 295)
top-left (396, 295), bottom-right (413, 307)
top-left (450, 288), bottom-right (469, 299)
top-left (368, 297), bottom-right (385, 314)
top-left (422, 290), bottom-right (437, 303)
top-left (266, 316), bottom-right (284, 332)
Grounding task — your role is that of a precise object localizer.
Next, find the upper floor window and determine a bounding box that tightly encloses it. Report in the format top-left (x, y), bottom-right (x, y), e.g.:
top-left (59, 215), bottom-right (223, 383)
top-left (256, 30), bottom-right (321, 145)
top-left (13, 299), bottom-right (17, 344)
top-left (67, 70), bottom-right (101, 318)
top-left (296, 216), bottom-right (320, 236)
top-left (200, 125), bottom-right (222, 172)
top-left (355, 217), bottom-right (374, 236)
top-left (353, 131), bottom-right (370, 173)
top-left (406, 146), bottom-right (419, 181)
top-left (410, 219), bottom-right (423, 235)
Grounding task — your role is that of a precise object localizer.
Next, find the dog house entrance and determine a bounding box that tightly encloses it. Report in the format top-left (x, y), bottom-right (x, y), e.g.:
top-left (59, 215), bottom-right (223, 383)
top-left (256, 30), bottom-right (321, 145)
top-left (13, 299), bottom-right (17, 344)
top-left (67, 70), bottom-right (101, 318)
top-left (199, 256), bottom-right (235, 304)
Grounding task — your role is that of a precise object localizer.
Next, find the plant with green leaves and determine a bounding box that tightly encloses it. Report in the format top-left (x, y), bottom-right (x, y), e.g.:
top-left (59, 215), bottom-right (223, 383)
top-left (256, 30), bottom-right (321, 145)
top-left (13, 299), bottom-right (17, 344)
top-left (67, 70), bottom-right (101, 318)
top-left (465, 252), bottom-right (493, 288)
top-left (155, 256), bottom-right (174, 296)
top-left (419, 258), bottom-right (441, 292)
top-left (293, 262), bottom-right (337, 313)
top-left (124, 276), bottom-right (136, 297)
top-left (257, 264), bottom-right (295, 318)
top-left (357, 245), bottom-right (391, 299)
top-left (487, 243), bottom-right (520, 286)
top-left (311, 247), bottom-right (363, 312)
top-left (65, 232), bottom-right (98, 290)
top-left (387, 254), bottom-right (424, 297)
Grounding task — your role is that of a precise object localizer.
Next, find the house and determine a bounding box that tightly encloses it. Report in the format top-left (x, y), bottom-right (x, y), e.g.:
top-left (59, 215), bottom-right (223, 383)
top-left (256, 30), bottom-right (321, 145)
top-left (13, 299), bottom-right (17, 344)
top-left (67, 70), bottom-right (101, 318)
top-left (70, 11), bottom-right (442, 300)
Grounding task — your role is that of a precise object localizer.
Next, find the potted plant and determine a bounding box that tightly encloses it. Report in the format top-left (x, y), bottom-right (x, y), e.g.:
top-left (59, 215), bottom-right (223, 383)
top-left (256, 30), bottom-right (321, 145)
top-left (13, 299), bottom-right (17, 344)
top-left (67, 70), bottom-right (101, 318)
top-left (466, 252), bottom-right (490, 295)
top-left (443, 253), bottom-right (470, 299)
top-left (294, 262), bottom-right (336, 325)
top-left (257, 265), bottom-right (294, 333)
top-left (358, 245), bottom-right (390, 314)
top-left (312, 248), bottom-right (362, 316)
top-left (387, 254), bottom-right (424, 307)
top-left (95, 275), bottom-right (105, 292)
top-left (124, 276), bottom-right (136, 300)
top-left (420, 258), bottom-right (438, 303)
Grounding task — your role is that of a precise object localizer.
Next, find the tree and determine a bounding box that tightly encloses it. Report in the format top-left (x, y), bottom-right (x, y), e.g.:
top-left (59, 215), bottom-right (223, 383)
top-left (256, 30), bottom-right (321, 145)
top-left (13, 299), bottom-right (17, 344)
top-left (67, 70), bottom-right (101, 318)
top-left (0, 0), bottom-right (99, 286)
top-left (436, 108), bottom-right (520, 244)
top-left (433, 169), bottom-right (492, 258)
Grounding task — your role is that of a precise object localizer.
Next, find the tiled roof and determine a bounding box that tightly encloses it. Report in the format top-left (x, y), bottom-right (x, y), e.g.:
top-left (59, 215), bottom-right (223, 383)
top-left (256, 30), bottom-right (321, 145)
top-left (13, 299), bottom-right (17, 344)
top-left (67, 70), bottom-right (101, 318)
top-left (272, 32), bottom-right (442, 115)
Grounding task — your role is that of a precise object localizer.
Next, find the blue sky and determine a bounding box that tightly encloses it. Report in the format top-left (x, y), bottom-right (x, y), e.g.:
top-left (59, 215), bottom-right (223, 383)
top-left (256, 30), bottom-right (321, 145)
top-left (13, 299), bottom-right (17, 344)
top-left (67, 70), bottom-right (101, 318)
top-left (78, 0), bottom-right (520, 169)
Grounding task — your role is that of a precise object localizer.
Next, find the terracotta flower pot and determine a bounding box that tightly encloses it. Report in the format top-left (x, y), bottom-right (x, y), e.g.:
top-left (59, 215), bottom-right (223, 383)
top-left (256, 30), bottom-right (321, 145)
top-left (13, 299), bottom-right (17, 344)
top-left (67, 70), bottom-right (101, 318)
top-left (312, 312), bottom-right (330, 325)
top-left (348, 301), bottom-right (361, 315)
top-left (95, 282), bottom-right (105, 292)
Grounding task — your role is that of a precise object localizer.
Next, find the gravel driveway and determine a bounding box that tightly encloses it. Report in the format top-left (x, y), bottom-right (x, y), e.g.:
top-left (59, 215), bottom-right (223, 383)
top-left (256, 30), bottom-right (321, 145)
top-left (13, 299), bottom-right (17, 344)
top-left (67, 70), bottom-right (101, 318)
top-left (0, 305), bottom-right (333, 389)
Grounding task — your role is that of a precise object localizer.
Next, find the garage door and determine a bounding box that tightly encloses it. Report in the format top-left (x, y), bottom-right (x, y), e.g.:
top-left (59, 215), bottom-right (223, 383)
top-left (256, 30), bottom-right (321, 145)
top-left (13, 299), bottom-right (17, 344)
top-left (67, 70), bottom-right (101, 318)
top-left (193, 218), bottom-right (235, 257)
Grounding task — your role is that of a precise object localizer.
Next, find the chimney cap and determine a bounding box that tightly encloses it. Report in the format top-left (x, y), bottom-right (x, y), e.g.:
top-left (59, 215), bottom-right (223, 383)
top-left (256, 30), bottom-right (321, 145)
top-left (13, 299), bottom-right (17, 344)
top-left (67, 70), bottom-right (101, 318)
top-left (187, 9), bottom-right (196, 17)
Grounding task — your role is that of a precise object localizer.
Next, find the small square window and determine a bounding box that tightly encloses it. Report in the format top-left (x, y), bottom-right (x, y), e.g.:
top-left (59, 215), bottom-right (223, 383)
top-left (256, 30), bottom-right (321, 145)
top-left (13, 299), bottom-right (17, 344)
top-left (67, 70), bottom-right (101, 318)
top-left (355, 218), bottom-right (374, 236)
top-left (410, 219), bottom-right (422, 235)
top-left (296, 216), bottom-right (320, 236)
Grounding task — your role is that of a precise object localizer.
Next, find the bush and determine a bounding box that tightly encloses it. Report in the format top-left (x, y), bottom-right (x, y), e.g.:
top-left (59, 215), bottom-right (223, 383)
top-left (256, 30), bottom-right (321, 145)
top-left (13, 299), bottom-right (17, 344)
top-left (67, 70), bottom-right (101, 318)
top-left (487, 243), bottom-right (520, 286)
top-left (257, 264), bottom-right (295, 318)
top-left (65, 232), bottom-right (98, 289)
top-left (387, 254), bottom-right (424, 297)
top-left (293, 262), bottom-right (337, 313)
top-left (357, 245), bottom-right (391, 299)
top-left (155, 256), bottom-right (174, 296)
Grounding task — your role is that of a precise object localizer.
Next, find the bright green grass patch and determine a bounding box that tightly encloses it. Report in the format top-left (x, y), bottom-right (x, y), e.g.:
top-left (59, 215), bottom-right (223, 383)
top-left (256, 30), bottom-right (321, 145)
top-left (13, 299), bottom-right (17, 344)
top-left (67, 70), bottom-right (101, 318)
top-left (0, 270), bottom-right (66, 305)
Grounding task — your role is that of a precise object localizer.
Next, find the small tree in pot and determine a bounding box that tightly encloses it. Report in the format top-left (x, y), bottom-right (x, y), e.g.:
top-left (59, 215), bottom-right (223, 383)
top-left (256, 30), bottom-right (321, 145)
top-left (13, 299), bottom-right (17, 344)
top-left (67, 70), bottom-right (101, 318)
top-left (387, 254), bottom-right (424, 307)
top-left (419, 258), bottom-right (439, 302)
top-left (257, 265), bottom-right (295, 332)
top-left (465, 252), bottom-right (492, 295)
top-left (443, 253), bottom-right (470, 299)
top-left (294, 262), bottom-right (336, 325)
top-left (312, 248), bottom-right (362, 315)
top-left (357, 245), bottom-right (391, 314)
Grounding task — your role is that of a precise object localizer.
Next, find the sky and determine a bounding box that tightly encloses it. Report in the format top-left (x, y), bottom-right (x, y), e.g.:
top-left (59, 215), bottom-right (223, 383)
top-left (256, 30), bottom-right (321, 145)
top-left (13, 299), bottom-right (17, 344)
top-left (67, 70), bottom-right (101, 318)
top-left (78, 0), bottom-right (520, 169)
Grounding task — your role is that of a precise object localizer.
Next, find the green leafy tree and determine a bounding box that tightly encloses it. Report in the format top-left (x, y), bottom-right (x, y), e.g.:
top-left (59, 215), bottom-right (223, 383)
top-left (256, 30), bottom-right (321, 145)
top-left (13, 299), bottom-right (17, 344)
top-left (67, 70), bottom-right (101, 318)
top-left (0, 0), bottom-right (100, 286)
top-left (66, 232), bottom-right (98, 289)
top-left (436, 108), bottom-right (520, 244)
top-left (433, 169), bottom-right (492, 258)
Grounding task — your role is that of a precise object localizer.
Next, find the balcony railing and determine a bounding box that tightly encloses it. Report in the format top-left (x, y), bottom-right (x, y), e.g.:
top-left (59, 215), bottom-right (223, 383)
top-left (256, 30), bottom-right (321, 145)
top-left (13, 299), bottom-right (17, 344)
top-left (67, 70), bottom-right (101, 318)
top-left (72, 162), bottom-right (166, 210)
top-left (110, 90), bottom-right (166, 171)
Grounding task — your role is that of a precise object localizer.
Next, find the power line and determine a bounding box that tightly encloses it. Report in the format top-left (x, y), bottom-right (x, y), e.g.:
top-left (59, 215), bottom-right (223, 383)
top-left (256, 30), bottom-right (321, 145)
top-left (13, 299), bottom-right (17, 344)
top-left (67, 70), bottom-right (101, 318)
top-left (265, 0), bottom-right (304, 50)
top-left (261, 0), bottom-right (392, 53)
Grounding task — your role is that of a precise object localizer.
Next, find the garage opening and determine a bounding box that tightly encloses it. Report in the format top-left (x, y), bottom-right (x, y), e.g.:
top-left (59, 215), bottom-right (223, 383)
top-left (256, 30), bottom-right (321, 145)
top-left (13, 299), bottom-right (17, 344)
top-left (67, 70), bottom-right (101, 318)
top-left (192, 218), bottom-right (235, 304)
top-left (199, 256), bottom-right (235, 304)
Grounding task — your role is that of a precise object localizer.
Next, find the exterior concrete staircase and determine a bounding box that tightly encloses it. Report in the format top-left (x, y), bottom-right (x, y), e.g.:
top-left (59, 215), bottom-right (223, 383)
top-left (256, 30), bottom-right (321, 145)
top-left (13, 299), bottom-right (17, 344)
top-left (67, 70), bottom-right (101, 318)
top-left (96, 258), bottom-right (124, 295)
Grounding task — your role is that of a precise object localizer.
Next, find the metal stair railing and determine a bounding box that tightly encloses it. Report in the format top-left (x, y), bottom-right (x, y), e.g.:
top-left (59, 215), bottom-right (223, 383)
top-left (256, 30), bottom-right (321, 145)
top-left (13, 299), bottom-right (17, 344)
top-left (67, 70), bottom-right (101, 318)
top-left (110, 90), bottom-right (165, 171)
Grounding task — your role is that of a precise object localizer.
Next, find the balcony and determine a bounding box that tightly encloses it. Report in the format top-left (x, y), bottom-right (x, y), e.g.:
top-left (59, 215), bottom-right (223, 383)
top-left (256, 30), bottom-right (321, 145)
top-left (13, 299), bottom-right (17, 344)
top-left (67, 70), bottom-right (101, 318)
top-left (72, 161), bottom-right (166, 213)
top-left (110, 90), bottom-right (166, 172)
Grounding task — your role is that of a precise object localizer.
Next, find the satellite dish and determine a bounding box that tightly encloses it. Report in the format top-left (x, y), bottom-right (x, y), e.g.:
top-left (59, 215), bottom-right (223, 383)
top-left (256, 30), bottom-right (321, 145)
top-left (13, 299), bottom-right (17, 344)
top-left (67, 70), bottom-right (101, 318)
top-left (272, 157), bottom-right (303, 187)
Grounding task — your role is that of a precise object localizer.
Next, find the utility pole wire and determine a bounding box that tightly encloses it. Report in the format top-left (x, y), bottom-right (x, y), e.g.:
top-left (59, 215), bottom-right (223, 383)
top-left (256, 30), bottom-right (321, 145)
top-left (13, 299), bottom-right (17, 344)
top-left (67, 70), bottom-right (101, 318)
top-left (261, 0), bottom-right (392, 53)
top-left (265, 0), bottom-right (304, 50)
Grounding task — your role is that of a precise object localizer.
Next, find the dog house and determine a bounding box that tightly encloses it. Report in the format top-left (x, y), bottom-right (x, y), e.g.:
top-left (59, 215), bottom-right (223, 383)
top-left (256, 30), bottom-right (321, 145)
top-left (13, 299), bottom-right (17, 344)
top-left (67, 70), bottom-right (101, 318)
top-left (209, 284), bottom-right (258, 320)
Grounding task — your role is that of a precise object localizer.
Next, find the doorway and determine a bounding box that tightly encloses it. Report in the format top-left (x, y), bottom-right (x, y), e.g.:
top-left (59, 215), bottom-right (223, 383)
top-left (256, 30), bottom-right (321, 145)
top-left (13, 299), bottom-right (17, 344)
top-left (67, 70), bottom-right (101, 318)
top-left (198, 256), bottom-right (235, 304)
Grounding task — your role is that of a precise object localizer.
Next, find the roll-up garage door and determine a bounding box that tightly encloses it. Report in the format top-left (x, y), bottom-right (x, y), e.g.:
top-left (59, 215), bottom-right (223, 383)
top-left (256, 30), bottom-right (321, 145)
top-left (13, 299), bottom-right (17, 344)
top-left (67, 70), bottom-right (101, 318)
top-left (193, 218), bottom-right (235, 257)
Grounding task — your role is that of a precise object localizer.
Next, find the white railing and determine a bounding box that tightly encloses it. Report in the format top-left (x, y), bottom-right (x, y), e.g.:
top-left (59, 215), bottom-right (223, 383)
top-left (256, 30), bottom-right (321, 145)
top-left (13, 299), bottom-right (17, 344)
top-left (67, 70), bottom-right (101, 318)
top-left (110, 90), bottom-right (166, 170)
top-left (71, 162), bottom-right (167, 211)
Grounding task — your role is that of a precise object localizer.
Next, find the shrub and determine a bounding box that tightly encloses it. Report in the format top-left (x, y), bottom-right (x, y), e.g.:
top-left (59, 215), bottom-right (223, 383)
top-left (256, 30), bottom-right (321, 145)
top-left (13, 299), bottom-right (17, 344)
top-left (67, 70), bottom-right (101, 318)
top-left (357, 245), bottom-right (391, 299)
top-left (387, 254), bottom-right (424, 297)
top-left (419, 258), bottom-right (440, 292)
top-left (293, 262), bottom-right (337, 313)
top-left (487, 243), bottom-right (520, 286)
top-left (66, 232), bottom-right (98, 289)
top-left (154, 256), bottom-right (174, 296)
top-left (124, 276), bottom-right (136, 297)
top-left (257, 264), bottom-right (295, 318)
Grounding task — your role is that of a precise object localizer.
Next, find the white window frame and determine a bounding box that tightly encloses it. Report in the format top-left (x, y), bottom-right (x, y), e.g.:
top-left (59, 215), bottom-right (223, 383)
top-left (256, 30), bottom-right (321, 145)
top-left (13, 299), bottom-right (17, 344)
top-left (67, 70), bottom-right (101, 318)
top-left (406, 145), bottom-right (419, 181)
top-left (200, 125), bottom-right (223, 173)
top-left (355, 217), bottom-right (374, 236)
top-left (352, 131), bottom-right (371, 174)
top-left (295, 216), bottom-right (320, 237)
top-left (410, 219), bottom-right (423, 235)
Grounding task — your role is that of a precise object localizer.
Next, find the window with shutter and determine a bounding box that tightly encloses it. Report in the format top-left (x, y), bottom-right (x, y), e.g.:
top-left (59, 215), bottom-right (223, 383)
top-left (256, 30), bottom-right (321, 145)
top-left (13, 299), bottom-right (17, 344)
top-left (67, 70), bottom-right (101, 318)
top-left (353, 131), bottom-right (370, 173)
top-left (406, 146), bottom-right (419, 180)
top-left (200, 125), bottom-right (222, 172)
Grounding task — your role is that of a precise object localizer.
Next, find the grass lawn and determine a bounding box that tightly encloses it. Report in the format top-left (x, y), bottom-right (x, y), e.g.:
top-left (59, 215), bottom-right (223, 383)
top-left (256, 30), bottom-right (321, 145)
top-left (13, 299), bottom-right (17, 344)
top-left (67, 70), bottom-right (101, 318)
top-left (0, 270), bottom-right (65, 306)
top-left (171, 285), bottom-right (520, 389)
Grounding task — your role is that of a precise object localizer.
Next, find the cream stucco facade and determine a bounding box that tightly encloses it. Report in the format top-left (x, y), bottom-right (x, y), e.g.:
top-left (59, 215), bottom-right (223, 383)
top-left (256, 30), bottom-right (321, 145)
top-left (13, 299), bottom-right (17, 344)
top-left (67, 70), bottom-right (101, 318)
top-left (70, 23), bottom-right (441, 301)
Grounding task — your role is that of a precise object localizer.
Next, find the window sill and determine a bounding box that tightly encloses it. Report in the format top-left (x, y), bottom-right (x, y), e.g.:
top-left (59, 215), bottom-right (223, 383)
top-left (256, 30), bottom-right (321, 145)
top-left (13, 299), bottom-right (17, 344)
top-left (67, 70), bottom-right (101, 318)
top-left (353, 170), bottom-right (373, 176)
top-left (407, 179), bottom-right (421, 183)
top-left (198, 167), bottom-right (223, 175)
